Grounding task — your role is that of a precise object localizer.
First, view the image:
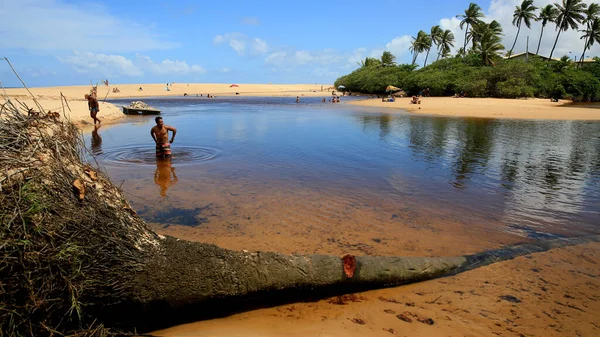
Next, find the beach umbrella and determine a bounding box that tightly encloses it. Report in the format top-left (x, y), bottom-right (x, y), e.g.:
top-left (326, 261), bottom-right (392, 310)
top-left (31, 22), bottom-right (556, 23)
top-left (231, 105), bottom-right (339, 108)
top-left (337, 85), bottom-right (346, 89)
top-left (230, 84), bottom-right (239, 88)
top-left (386, 85), bottom-right (402, 92)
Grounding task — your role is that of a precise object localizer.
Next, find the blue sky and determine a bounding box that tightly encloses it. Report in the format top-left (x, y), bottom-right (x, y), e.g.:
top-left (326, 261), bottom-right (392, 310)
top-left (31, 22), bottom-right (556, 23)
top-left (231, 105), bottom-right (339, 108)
top-left (2, 0), bottom-right (599, 87)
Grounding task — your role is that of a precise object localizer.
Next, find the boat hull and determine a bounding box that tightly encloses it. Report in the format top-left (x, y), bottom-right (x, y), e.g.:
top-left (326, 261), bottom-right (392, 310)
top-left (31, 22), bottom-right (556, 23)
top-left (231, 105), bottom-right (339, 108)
top-left (122, 107), bottom-right (161, 115)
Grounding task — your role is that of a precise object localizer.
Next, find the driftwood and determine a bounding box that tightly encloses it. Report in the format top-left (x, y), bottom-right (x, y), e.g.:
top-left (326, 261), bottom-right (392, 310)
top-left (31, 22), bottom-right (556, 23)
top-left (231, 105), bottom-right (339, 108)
top-left (1, 72), bottom-right (599, 335)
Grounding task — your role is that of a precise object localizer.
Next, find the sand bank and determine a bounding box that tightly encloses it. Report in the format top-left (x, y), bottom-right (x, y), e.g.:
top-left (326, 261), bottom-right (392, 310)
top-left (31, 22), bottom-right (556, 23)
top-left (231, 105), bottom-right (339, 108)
top-left (350, 97), bottom-right (600, 120)
top-left (3, 83), bottom-right (334, 128)
top-left (153, 241), bottom-right (600, 337)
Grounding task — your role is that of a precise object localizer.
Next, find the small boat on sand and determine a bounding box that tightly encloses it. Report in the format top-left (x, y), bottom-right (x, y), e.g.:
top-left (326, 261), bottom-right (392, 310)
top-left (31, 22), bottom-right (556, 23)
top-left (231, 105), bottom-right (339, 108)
top-left (122, 101), bottom-right (161, 115)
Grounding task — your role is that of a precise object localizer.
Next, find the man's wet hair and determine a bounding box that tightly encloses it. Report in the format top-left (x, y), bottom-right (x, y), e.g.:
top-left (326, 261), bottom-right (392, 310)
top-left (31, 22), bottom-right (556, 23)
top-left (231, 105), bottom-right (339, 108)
top-left (155, 116), bottom-right (163, 123)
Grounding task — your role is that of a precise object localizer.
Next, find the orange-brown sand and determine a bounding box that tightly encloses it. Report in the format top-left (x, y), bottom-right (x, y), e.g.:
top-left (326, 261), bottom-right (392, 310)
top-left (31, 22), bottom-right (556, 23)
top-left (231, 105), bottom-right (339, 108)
top-left (350, 97), bottom-right (600, 120)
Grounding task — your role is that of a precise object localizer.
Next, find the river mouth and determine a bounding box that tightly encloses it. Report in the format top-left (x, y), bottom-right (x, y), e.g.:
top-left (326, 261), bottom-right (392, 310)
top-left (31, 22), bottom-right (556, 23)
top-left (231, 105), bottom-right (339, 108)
top-left (86, 97), bottom-right (600, 256)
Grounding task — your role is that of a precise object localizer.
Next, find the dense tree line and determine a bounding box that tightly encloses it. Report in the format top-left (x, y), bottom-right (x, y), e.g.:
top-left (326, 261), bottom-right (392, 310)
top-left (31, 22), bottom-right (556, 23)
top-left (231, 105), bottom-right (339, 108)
top-left (334, 0), bottom-right (600, 101)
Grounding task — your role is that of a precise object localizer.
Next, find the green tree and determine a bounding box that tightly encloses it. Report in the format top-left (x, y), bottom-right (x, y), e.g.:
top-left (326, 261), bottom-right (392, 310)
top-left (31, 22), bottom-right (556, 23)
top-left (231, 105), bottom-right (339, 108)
top-left (469, 20), bottom-right (502, 50)
top-left (536, 5), bottom-right (559, 55)
top-left (457, 3), bottom-right (485, 52)
top-left (381, 51), bottom-right (396, 67)
top-left (473, 22), bottom-right (505, 66)
top-left (429, 25), bottom-right (444, 65)
top-left (509, 0), bottom-right (538, 56)
top-left (437, 30), bottom-right (456, 61)
top-left (410, 30), bottom-right (429, 65)
top-left (579, 3), bottom-right (600, 63)
top-left (357, 57), bottom-right (382, 68)
top-left (549, 0), bottom-right (587, 60)
top-left (421, 32), bottom-right (434, 67)
top-left (579, 18), bottom-right (600, 65)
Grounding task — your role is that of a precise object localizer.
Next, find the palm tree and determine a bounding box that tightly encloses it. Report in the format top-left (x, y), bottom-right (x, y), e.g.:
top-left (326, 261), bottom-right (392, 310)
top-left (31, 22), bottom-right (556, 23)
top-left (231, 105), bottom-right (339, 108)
top-left (410, 30), bottom-right (429, 65)
top-left (437, 30), bottom-right (456, 61)
top-left (473, 23), bottom-right (505, 66)
top-left (579, 3), bottom-right (600, 63)
top-left (357, 57), bottom-right (381, 68)
top-left (421, 32), bottom-right (433, 67)
top-left (457, 3), bottom-right (485, 52)
top-left (429, 25), bottom-right (443, 65)
top-left (536, 5), bottom-right (559, 55)
top-left (381, 51), bottom-right (396, 67)
top-left (579, 18), bottom-right (600, 65)
top-left (508, 0), bottom-right (538, 56)
top-left (548, 0), bottom-right (587, 60)
top-left (469, 20), bottom-right (502, 49)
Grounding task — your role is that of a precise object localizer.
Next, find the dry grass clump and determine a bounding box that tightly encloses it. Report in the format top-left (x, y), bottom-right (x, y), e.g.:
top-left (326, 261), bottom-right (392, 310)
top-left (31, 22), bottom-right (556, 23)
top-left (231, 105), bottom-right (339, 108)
top-left (0, 97), bottom-right (158, 336)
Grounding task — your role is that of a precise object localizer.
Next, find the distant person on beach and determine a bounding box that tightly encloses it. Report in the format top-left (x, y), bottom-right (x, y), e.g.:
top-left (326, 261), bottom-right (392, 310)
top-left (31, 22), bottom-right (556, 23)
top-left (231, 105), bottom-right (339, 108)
top-left (322, 98), bottom-right (326, 103)
top-left (410, 96), bottom-right (421, 104)
top-left (423, 88), bottom-right (430, 97)
top-left (151, 117), bottom-right (177, 158)
top-left (296, 96), bottom-right (300, 103)
top-left (85, 93), bottom-right (101, 124)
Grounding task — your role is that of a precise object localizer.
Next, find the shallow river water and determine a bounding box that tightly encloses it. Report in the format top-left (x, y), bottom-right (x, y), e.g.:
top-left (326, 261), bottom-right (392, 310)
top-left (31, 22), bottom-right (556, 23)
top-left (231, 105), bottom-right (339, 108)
top-left (85, 97), bottom-right (600, 257)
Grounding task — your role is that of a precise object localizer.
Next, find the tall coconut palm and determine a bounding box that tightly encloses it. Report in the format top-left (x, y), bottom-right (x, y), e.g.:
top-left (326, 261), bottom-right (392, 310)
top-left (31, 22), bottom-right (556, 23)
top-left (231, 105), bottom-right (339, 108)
top-left (457, 3), bottom-right (485, 52)
top-left (579, 18), bottom-right (600, 65)
top-left (579, 3), bottom-right (600, 62)
top-left (536, 5), bottom-right (559, 55)
top-left (548, 0), bottom-right (587, 60)
top-left (437, 30), bottom-right (456, 61)
top-left (509, 0), bottom-right (538, 56)
top-left (469, 20), bottom-right (503, 49)
top-left (421, 32), bottom-right (433, 67)
top-left (429, 25), bottom-right (444, 65)
top-left (474, 23), bottom-right (505, 66)
top-left (410, 30), bottom-right (429, 65)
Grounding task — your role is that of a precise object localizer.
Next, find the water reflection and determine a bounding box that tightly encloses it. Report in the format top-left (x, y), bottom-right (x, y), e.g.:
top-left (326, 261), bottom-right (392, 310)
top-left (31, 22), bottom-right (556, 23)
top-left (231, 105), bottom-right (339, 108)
top-left (356, 113), bottom-right (600, 231)
top-left (91, 124), bottom-right (103, 155)
top-left (154, 157), bottom-right (178, 197)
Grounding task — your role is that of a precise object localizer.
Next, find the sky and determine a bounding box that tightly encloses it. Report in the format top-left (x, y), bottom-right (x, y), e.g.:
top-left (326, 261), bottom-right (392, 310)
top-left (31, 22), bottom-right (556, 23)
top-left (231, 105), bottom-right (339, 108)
top-left (2, 0), bottom-right (600, 87)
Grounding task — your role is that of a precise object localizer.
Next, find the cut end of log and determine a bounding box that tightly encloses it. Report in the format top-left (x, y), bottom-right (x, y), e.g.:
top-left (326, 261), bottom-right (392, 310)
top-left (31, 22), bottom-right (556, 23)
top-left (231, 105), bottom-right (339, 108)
top-left (342, 254), bottom-right (356, 278)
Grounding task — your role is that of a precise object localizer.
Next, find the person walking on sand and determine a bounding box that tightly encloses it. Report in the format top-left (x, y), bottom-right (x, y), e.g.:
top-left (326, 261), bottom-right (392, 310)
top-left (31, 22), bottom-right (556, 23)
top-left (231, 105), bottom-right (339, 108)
top-left (151, 117), bottom-right (177, 158)
top-left (85, 94), bottom-right (101, 124)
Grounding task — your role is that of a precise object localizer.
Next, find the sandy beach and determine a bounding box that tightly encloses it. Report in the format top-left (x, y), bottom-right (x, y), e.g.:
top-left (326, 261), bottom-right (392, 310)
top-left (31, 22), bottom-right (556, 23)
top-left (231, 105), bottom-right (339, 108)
top-left (350, 96), bottom-right (600, 120)
top-left (3, 83), bottom-right (333, 129)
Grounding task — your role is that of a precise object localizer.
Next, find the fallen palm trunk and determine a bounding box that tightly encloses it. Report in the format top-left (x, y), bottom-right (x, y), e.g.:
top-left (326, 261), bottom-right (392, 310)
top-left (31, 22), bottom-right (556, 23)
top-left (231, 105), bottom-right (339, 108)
top-left (114, 234), bottom-right (600, 331)
top-left (1, 97), bottom-right (599, 336)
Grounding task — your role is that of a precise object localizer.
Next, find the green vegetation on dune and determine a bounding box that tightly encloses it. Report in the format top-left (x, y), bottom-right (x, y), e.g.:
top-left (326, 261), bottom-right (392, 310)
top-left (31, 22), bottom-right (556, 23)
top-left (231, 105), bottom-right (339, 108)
top-left (335, 54), bottom-right (600, 101)
top-left (335, 0), bottom-right (600, 102)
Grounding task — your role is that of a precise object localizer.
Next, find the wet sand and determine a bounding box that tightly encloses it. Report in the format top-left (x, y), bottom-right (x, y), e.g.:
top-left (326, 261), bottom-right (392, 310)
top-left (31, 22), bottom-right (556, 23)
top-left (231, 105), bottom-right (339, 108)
top-left (350, 97), bottom-right (600, 121)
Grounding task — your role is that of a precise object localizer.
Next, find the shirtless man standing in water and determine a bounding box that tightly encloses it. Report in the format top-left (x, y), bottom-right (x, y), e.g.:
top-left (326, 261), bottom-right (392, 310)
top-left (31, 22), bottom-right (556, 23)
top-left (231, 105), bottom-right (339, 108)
top-left (151, 117), bottom-right (177, 158)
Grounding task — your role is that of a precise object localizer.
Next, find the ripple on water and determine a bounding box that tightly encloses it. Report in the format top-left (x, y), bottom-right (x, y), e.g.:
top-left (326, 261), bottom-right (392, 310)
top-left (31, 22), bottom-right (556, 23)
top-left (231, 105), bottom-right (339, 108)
top-left (94, 145), bottom-right (218, 167)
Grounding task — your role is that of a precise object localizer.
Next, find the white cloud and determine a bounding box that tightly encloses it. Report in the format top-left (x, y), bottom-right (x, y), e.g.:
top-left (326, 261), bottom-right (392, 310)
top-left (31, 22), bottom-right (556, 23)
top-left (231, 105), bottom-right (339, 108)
top-left (135, 55), bottom-right (206, 75)
top-left (241, 17), bottom-right (261, 25)
top-left (252, 38), bottom-right (269, 54)
top-left (58, 51), bottom-right (143, 77)
top-left (58, 51), bottom-right (205, 77)
top-left (385, 35), bottom-right (413, 58)
top-left (0, 0), bottom-right (177, 52)
top-left (213, 33), bottom-right (269, 56)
